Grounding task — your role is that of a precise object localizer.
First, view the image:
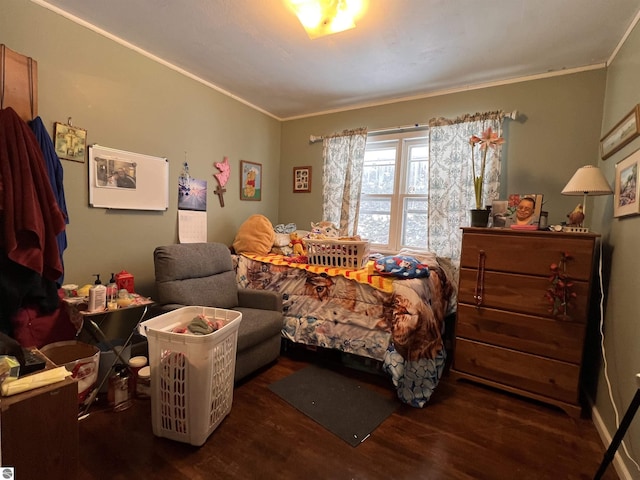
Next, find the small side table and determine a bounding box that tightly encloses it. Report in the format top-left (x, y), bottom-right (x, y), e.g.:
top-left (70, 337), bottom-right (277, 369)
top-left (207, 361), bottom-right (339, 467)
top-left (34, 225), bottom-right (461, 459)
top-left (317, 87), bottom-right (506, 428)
top-left (63, 296), bottom-right (153, 416)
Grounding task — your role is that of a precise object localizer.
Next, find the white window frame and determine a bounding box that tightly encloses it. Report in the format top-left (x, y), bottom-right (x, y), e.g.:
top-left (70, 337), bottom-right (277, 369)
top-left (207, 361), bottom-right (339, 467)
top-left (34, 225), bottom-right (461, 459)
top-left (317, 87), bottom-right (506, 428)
top-left (357, 129), bottom-right (428, 253)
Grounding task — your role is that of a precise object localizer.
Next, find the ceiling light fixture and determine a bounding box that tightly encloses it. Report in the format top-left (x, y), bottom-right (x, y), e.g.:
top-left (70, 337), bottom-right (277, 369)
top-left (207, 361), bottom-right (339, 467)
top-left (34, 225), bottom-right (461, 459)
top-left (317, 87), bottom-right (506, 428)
top-left (287, 0), bottom-right (366, 39)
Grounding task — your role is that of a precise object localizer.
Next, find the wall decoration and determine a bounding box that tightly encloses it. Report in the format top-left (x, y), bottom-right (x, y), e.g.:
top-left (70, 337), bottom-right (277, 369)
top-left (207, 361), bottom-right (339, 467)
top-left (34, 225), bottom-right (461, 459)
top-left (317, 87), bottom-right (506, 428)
top-left (88, 144), bottom-right (168, 210)
top-left (213, 156), bottom-right (230, 207)
top-left (178, 177), bottom-right (207, 212)
top-left (240, 160), bottom-right (261, 201)
top-left (178, 161), bottom-right (192, 198)
top-left (614, 148), bottom-right (639, 218)
top-left (600, 104), bottom-right (640, 160)
top-left (54, 119), bottom-right (87, 162)
top-left (177, 161), bottom-right (207, 243)
top-left (293, 166), bottom-right (312, 193)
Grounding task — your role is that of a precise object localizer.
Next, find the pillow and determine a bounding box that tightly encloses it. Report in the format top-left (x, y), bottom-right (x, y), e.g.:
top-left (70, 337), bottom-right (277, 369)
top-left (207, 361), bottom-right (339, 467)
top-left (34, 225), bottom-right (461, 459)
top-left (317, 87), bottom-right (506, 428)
top-left (274, 223), bottom-right (297, 234)
top-left (373, 255), bottom-right (430, 279)
top-left (232, 214), bottom-right (275, 255)
top-left (273, 232), bottom-right (291, 248)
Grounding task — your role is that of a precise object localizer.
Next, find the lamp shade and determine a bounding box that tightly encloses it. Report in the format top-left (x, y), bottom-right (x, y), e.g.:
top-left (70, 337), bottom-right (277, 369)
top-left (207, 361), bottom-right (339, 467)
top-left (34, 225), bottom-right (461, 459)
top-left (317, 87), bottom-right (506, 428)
top-left (561, 165), bottom-right (613, 196)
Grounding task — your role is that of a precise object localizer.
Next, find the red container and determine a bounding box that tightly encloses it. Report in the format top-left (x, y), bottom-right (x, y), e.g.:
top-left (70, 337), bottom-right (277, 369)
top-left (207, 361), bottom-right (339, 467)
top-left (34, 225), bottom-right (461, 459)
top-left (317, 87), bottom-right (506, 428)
top-left (115, 270), bottom-right (135, 293)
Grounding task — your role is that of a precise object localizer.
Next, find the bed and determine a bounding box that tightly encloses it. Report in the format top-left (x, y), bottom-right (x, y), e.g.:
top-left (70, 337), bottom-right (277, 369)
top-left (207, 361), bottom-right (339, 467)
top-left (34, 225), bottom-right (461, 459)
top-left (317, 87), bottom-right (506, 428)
top-left (233, 250), bottom-right (457, 407)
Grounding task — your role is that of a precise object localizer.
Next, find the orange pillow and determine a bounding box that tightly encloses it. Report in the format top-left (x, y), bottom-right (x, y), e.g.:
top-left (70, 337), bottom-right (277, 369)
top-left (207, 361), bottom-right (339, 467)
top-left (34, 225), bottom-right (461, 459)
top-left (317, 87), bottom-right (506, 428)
top-left (232, 214), bottom-right (275, 255)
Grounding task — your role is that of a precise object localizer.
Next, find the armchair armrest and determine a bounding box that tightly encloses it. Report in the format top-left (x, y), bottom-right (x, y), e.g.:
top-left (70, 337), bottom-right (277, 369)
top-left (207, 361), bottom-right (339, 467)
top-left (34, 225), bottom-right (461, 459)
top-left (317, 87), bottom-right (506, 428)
top-left (238, 288), bottom-right (282, 312)
top-left (149, 303), bottom-right (185, 317)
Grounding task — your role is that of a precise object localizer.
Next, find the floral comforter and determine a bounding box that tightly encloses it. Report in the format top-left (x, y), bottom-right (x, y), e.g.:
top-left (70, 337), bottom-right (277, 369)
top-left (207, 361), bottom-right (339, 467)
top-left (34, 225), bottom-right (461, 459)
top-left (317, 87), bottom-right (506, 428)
top-left (234, 252), bottom-right (457, 407)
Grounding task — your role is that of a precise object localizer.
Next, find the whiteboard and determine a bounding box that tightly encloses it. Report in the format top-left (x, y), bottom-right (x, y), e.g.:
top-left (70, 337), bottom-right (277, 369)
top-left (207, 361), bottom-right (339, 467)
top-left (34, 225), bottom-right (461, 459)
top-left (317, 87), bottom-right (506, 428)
top-left (88, 145), bottom-right (168, 211)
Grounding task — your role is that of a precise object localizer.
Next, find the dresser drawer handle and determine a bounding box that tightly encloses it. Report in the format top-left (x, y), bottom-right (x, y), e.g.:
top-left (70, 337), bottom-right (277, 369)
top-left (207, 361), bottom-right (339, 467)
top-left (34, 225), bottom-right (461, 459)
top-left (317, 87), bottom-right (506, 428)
top-left (474, 249), bottom-right (486, 306)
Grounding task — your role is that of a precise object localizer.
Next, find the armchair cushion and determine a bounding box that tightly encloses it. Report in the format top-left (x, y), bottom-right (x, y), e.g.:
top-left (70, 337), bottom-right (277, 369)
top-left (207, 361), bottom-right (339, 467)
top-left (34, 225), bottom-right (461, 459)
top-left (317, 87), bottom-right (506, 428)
top-left (238, 288), bottom-right (282, 312)
top-left (234, 307), bottom-right (283, 352)
top-left (154, 243), bottom-right (238, 308)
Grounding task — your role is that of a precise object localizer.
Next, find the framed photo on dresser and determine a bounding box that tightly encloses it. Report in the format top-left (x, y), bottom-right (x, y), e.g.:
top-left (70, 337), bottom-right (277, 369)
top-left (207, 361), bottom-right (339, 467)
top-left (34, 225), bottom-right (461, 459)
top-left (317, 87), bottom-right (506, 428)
top-left (505, 193), bottom-right (544, 228)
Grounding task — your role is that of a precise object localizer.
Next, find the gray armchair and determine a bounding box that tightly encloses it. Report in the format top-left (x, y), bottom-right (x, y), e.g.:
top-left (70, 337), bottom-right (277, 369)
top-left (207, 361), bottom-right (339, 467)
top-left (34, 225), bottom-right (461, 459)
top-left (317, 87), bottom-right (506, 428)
top-left (153, 242), bottom-right (283, 382)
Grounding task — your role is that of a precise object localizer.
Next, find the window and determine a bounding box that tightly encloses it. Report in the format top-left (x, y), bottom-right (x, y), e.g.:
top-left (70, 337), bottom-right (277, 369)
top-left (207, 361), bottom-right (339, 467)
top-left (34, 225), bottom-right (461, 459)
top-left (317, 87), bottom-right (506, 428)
top-left (356, 130), bottom-right (428, 252)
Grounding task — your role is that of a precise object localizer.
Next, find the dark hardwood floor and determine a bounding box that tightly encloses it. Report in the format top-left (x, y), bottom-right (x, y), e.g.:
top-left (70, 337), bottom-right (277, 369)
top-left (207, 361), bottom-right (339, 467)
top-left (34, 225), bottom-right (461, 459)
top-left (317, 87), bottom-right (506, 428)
top-left (77, 348), bottom-right (618, 480)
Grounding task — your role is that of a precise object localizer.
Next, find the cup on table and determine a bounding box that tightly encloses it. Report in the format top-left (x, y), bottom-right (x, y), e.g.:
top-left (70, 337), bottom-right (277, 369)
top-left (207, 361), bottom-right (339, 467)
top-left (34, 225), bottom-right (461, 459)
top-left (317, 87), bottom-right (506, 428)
top-left (61, 284), bottom-right (78, 298)
top-left (128, 356), bottom-right (148, 397)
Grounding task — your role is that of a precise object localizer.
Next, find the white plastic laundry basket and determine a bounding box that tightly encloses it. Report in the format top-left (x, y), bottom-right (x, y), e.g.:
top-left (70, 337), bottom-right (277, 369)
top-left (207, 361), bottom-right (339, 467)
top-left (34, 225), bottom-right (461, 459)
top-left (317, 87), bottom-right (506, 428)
top-left (139, 306), bottom-right (242, 446)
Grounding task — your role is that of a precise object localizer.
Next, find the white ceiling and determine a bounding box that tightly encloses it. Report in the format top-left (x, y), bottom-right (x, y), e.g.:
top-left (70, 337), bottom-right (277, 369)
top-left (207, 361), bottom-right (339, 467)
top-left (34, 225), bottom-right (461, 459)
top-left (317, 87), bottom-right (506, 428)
top-left (36, 0), bottom-right (640, 120)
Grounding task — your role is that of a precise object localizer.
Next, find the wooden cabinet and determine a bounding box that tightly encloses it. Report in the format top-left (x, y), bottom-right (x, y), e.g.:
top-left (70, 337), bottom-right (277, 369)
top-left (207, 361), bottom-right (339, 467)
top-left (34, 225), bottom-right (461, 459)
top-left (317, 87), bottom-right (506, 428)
top-left (451, 227), bottom-right (599, 416)
top-left (1, 377), bottom-right (78, 479)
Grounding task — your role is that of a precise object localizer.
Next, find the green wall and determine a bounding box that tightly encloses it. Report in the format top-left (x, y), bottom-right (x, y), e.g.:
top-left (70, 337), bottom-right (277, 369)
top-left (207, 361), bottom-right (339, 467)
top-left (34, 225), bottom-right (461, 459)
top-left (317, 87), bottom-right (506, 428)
top-left (1, 1), bottom-right (281, 295)
top-left (593, 18), bottom-right (640, 479)
top-left (280, 70), bottom-right (607, 230)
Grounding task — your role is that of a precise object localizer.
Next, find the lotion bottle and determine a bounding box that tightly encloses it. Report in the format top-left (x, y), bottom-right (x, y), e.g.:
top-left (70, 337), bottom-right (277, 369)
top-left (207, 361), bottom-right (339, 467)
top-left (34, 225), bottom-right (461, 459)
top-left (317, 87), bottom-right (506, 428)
top-left (89, 274), bottom-right (107, 312)
top-left (107, 273), bottom-right (118, 310)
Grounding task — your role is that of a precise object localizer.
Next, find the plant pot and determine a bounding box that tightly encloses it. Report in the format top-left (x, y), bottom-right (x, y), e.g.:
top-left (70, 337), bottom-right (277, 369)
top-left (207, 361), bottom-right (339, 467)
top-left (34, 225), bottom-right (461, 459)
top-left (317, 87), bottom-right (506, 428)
top-left (470, 209), bottom-right (490, 227)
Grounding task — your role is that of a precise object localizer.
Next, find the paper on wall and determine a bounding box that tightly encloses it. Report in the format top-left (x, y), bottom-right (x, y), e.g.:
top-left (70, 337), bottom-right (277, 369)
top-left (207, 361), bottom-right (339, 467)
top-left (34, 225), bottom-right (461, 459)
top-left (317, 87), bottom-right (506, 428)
top-left (179, 210), bottom-right (207, 243)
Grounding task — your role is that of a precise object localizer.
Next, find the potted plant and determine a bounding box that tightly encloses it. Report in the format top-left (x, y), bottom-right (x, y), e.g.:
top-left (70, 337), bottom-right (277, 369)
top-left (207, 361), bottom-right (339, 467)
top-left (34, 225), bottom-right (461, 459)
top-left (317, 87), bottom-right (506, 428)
top-left (469, 127), bottom-right (505, 226)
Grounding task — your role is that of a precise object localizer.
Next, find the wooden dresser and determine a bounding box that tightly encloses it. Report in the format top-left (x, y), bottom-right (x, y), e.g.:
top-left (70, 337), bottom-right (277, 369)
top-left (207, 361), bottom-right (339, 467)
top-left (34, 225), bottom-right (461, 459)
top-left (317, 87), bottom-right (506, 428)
top-left (1, 376), bottom-right (78, 479)
top-left (452, 227), bottom-right (599, 416)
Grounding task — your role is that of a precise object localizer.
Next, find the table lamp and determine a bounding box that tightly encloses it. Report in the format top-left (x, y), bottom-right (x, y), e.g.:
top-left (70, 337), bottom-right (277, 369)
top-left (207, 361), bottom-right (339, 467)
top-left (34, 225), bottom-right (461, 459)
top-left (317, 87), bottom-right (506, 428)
top-left (561, 165), bottom-right (612, 231)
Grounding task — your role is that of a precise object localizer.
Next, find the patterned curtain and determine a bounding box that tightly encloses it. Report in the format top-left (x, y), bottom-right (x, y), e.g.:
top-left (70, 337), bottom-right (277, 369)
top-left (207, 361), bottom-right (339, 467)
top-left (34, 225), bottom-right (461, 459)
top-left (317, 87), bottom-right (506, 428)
top-left (321, 128), bottom-right (368, 236)
top-left (428, 111), bottom-right (506, 264)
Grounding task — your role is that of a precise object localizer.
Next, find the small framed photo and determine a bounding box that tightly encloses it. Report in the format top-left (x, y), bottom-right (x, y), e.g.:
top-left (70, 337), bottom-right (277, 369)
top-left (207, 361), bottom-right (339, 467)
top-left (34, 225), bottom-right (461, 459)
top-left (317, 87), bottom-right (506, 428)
top-left (491, 200), bottom-right (508, 227)
top-left (293, 166), bottom-right (312, 193)
top-left (505, 193), bottom-right (544, 228)
top-left (240, 160), bottom-right (262, 201)
top-left (54, 121), bottom-right (87, 162)
top-left (614, 149), bottom-right (639, 218)
top-left (600, 104), bottom-right (640, 160)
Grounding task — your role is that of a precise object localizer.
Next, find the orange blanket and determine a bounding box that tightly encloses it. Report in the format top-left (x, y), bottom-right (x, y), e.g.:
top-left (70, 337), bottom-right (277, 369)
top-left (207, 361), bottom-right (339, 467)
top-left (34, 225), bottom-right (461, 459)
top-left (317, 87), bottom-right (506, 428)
top-left (241, 253), bottom-right (395, 293)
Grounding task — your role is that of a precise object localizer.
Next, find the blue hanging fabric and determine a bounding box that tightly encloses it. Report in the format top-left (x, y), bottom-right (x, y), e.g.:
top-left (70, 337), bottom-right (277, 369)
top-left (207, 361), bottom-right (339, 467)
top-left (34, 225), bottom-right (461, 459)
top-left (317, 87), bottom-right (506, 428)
top-left (29, 116), bottom-right (69, 285)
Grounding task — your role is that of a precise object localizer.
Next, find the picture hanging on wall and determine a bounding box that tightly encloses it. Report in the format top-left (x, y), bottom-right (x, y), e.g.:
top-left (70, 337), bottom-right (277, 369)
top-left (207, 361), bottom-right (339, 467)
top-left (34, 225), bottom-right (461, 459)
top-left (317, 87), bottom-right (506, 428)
top-left (54, 120), bottom-right (87, 162)
top-left (600, 104), bottom-right (640, 160)
top-left (240, 160), bottom-right (262, 201)
top-left (178, 177), bottom-right (207, 212)
top-left (614, 148), bottom-right (639, 218)
top-left (293, 166), bottom-right (312, 193)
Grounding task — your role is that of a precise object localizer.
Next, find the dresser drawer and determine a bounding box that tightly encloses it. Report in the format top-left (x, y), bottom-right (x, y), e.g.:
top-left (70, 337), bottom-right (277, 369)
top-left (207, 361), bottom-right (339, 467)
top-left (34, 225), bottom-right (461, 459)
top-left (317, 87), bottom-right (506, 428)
top-left (458, 268), bottom-right (590, 321)
top-left (453, 339), bottom-right (581, 404)
top-left (460, 231), bottom-right (596, 280)
top-left (455, 304), bottom-right (585, 363)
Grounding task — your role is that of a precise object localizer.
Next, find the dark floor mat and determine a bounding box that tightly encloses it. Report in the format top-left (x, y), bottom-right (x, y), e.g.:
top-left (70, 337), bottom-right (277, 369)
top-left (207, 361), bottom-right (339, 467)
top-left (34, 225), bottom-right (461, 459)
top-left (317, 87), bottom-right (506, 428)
top-left (268, 364), bottom-right (397, 446)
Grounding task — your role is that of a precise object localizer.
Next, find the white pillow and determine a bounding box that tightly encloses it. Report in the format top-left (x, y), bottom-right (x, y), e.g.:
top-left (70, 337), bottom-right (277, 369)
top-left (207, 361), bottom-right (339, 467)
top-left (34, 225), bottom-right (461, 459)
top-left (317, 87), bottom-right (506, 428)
top-left (273, 232), bottom-right (291, 247)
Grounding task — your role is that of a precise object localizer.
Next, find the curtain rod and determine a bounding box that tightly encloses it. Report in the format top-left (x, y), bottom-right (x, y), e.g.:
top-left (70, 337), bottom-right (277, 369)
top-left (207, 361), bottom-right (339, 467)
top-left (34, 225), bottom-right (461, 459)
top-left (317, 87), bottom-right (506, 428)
top-left (308, 110), bottom-right (518, 143)
top-left (309, 124), bottom-right (425, 143)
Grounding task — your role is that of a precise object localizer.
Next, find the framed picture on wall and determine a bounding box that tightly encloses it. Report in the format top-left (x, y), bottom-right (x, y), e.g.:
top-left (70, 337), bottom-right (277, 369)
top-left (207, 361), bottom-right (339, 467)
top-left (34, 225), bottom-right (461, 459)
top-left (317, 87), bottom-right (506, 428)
top-left (293, 166), bottom-right (312, 193)
top-left (240, 160), bottom-right (262, 201)
top-left (600, 104), bottom-right (640, 160)
top-left (614, 148), bottom-right (640, 217)
top-left (54, 121), bottom-right (87, 162)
